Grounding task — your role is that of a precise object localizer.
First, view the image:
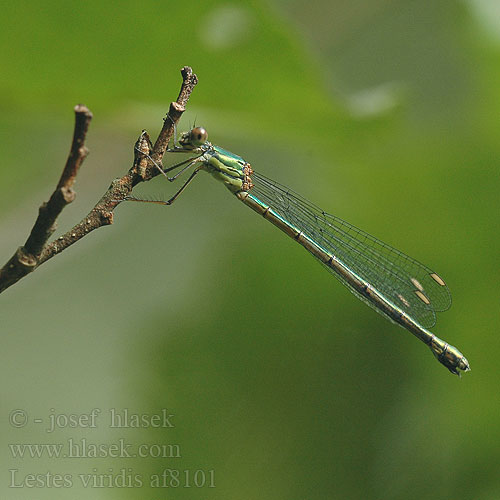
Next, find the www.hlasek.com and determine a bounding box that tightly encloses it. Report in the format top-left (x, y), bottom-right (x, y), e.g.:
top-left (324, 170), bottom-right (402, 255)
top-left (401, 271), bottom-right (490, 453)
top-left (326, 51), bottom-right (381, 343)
top-left (9, 439), bottom-right (180, 459)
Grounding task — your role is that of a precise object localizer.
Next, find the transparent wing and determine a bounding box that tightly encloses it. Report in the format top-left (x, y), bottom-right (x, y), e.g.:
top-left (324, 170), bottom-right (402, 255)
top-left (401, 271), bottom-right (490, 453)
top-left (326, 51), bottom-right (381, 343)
top-left (251, 172), bottom-right (451, 328)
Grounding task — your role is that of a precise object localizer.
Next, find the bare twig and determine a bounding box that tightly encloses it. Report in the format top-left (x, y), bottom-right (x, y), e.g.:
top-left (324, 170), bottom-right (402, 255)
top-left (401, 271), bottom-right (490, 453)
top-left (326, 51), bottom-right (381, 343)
top-left (25, 105), bottom-right (92, 258)
top-left (0, 66), bottom-right (198, 294)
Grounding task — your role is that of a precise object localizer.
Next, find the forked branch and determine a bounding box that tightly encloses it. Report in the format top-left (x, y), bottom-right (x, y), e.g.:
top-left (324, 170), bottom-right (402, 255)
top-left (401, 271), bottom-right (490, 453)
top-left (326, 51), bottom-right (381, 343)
top-left (0, 66), bottom-right (198, 294)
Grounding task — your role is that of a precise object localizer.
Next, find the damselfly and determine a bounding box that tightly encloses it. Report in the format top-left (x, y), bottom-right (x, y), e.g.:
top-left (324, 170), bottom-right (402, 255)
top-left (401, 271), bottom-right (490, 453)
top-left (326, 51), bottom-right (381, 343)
top-left (127, 127), bottom-right (470, 376)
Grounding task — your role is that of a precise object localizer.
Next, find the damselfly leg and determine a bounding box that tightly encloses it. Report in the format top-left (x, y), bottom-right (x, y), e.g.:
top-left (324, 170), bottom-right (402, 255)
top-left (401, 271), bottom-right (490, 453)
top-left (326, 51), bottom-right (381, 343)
top-left (125, 141), bottom-right (204, 205)
top-left (125, 165), bottom-right (203, 205)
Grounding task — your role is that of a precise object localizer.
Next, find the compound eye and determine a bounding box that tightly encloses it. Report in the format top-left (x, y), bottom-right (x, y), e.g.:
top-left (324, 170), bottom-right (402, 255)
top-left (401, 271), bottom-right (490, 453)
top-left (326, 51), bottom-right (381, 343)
top-left (190, 127), bottom-right (208, 146)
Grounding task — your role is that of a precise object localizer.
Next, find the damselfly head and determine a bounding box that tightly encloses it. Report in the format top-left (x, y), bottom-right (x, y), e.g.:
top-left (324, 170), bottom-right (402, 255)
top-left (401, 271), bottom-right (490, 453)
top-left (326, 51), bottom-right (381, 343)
top-left (180, 127), bottom-right (208, 149)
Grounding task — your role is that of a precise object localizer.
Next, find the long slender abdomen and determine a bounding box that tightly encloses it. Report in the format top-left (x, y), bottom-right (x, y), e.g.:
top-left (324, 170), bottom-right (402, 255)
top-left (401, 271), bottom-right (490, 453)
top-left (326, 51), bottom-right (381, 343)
top-left (236, 191), bottom-right (470, 375)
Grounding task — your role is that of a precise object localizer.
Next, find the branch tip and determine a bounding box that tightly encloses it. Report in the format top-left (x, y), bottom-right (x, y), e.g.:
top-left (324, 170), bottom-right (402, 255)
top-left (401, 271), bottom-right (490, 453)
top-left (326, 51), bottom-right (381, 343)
top-left (74, 104), bottom-right (93, 118)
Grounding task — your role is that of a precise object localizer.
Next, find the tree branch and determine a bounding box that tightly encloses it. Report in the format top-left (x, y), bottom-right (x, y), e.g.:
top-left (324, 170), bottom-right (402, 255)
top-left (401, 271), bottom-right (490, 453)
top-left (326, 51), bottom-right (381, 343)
top-left (0, 66), bottom-right (198, 294)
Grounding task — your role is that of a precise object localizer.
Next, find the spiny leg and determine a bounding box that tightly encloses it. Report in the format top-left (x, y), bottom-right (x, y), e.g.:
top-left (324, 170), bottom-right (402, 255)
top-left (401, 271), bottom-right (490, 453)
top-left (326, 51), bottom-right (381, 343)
top-left (125, 166), bottom-right (202, 206)
top-left (135, 145), bottom-right (204, 182)
top-left (165, 157), bottom-right (202, 181)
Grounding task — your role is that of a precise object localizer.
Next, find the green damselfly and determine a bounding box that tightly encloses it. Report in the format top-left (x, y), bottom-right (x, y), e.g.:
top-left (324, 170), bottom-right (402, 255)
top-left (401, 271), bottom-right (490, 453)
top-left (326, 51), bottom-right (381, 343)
top-left (127, 126), bottom-right (470, 376)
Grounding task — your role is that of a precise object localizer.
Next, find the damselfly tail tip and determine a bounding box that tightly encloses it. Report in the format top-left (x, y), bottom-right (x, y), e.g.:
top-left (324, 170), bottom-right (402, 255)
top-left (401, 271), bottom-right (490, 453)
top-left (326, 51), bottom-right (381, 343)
top-left (452, 359), bottom-right (470, 378)
top-left (429, 340), bottom-right (470, 376)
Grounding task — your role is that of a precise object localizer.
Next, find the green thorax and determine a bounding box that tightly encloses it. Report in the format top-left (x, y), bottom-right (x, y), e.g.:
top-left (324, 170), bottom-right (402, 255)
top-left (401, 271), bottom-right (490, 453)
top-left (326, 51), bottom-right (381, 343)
top-left (203, 144), bottom-right (247, 193)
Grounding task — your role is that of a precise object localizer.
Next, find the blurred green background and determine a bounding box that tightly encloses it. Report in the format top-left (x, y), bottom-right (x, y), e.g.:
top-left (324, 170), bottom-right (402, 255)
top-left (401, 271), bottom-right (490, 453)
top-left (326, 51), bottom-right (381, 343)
top-left (1, 0), bottom-right (499, 499)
